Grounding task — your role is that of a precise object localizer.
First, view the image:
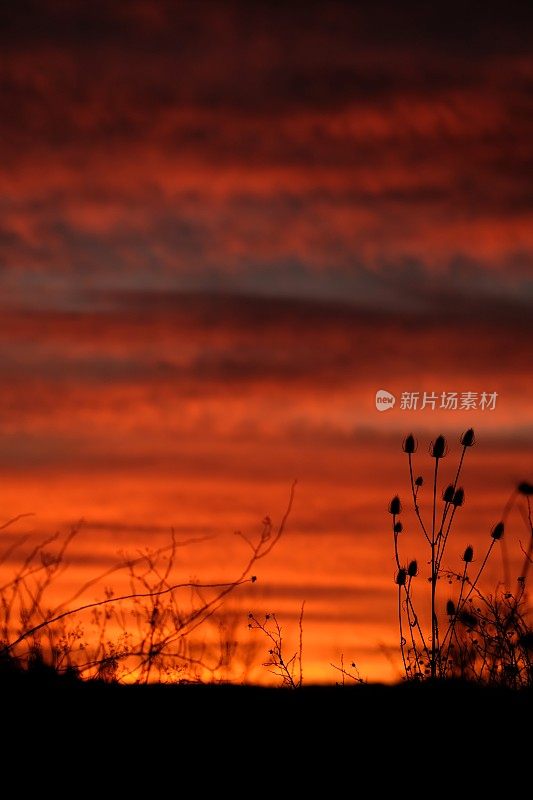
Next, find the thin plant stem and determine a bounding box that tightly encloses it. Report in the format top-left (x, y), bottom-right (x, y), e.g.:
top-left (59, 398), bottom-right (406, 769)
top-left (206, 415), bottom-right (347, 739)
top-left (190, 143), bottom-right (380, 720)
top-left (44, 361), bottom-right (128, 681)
top-left (398, 586), bottom-right (408, 677)
top-left (436, 504), bottom-right (459, 574)
top-left (408, 453), bottom-right (430, 544)
top-left (519, 495), bottom-right (533, 584)
top-left (442, 562), bottom-right (468, 667)
top-left (298, 601), bottom-right (305, 688)
top-left (431, 456), bottom-right (439, 678)
top-left (460, 539), bottom-right (496, 609)
top-left (452, 446), bottom-right (466, 493)
top-left (404, 579), bottom-right (423, 678)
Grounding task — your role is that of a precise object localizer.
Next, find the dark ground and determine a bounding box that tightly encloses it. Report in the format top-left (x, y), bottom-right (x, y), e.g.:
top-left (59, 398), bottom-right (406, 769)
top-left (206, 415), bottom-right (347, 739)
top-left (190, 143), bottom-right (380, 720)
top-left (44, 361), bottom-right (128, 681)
top-left (3, 670), bottom-right (530, 727)
top-left (2, 672), bottom-right (530, 786)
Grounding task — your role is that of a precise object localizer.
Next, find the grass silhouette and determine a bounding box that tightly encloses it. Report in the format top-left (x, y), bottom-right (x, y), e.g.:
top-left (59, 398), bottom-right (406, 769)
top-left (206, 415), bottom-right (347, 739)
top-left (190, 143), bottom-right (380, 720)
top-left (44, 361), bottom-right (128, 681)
top-left (0, 483), bottom-right (296, 683)
top-left (247, 603), bottom-right (305, 688)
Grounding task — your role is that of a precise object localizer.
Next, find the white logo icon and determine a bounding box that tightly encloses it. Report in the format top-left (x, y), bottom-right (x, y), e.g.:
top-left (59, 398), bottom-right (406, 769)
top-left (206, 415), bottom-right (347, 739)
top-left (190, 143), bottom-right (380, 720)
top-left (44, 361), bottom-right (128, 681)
top-left (375, 389), bottom-right (396, 411)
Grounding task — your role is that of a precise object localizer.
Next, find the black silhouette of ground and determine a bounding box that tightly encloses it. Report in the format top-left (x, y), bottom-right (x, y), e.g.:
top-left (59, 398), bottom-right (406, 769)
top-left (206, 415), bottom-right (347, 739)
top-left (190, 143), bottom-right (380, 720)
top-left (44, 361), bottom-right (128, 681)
top-left (2, 669), bottom-right (529, 720)
top-left (2, 671), bottom-right (530, 783)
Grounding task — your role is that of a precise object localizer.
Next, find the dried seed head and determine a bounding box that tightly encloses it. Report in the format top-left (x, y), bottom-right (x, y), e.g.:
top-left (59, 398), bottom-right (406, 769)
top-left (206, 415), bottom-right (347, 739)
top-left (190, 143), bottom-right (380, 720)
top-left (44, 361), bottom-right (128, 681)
top-left (446, 599), bottom-right (456, 616)
top-left (452, 487), bottom-right (465, 507)
top-left (395, 568), bottom-right (407, 586)
top-left (517, 481), bottom-right (533, 496)
top-left (459, 610), bottom-right (477, 628)
top-left (463, 545), bottom-right (474, 563)
top-left (430, 435), bottom-right (447, 459)
top-left (460, 428), bottom-right (475, 447)
top-left (389, 496), bottom-right (401, 515)
top-left (491, 521), bottom-right (505, 540)
top-left (394, 521), bottom-right (403, 534)
top-left (403, 434), bottom-right (417, 454)
top-left (407, 559), bottom-right (418, 577)
top-left (442, 484), bottom-right (455, 503)
top-left (415, 476), bottom-right (424, 487)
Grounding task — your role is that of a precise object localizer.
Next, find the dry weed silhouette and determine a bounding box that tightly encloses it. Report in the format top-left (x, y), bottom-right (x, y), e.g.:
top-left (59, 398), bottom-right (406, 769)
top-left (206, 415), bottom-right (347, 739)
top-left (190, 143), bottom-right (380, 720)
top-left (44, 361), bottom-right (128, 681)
top-left (0, 482), bottom-right (296, 683)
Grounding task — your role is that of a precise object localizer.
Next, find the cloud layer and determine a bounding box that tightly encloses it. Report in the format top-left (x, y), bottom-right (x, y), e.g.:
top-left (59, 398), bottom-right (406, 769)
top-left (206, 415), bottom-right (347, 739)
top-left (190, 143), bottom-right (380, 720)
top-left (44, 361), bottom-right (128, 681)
top-left (1, 1), bottom-right (532, 308)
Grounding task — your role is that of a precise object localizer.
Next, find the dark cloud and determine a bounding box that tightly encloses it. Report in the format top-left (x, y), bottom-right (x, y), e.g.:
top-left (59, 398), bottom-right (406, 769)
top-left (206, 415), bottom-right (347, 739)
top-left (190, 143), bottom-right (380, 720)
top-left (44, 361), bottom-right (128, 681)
top-left (0, 1), bottom-right (531, 307)
top-left (0, 291), bottom-right (528, 417)
top-left (52, 285), bottom-right (533, 330)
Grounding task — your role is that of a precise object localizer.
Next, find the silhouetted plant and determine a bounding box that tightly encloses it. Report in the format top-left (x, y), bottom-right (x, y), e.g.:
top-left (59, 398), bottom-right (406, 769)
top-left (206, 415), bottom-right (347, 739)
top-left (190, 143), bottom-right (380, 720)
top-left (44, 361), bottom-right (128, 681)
top-left (330, 653), bottom-right (364, 686)
top-left (248, 602), bottom-right (305, 688)
top-left (391, 429), bottom-right (532, 685)
top-left (0, 483), bottom-right (296, 683)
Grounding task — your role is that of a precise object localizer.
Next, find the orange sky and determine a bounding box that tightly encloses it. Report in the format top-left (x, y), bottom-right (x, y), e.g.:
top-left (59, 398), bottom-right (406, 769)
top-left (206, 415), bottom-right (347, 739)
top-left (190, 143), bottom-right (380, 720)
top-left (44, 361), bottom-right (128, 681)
top-left (0, 1), bottom-right (531, 682)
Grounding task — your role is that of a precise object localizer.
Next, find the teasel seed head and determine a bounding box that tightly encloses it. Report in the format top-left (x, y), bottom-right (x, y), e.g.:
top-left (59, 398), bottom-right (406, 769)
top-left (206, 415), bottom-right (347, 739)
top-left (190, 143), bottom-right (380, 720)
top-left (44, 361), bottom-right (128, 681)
top-left (395, 568), bottom-right (407, 586)
top-left (459, 610), bottom-right (477, 628)
top-left (394, 521), bottom-right (403, 534)
top-left (446, 599), bottom-right (456, 616)
top-left (442, 484), bottom-right (455, 503)
top-left (460, 428), bottom-right (475, 447)
top-left (407, 559), bottom-right (418, 577)
top-left (463, 545), bottom-right (474, 563)
top-left (389, 495), bottom-right (401, 515)
top-left (491, 521), bottom-right (505, 540)
top-left (452, 487), bottom-right (465, 507)
top-left (403, 434), bottom-right (417, 454)
top-left (430, 435), bottom-right (447, 459)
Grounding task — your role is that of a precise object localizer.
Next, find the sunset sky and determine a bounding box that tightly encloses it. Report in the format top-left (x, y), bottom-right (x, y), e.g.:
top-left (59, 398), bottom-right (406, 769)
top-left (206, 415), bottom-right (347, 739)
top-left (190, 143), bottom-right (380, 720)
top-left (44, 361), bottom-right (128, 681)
top-left (1, 1), bottom-right (532, 682)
